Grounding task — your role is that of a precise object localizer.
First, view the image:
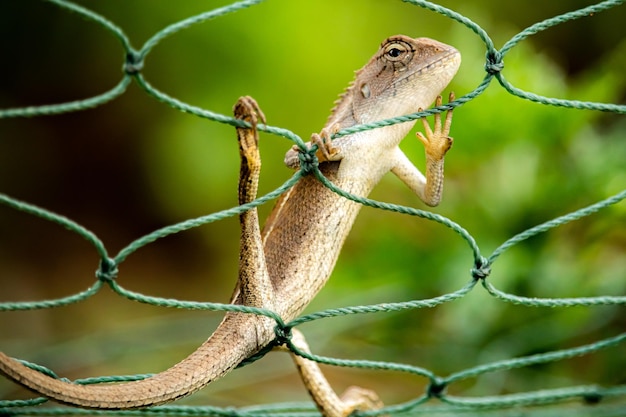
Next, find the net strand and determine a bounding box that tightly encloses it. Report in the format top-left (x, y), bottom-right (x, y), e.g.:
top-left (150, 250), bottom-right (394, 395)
top-left (0, 0), bottom-right (624, 415)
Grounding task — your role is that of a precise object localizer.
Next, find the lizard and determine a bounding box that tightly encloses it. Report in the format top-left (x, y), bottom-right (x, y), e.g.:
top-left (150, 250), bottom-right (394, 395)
top-left (0, 35), bottom-right (461, 416)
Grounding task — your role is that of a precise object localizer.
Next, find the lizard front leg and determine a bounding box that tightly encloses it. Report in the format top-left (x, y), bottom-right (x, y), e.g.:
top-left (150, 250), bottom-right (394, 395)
top-left (391, 93), bottom-right (454, 207)
top-left (284, 124), bottom-right (343, 169)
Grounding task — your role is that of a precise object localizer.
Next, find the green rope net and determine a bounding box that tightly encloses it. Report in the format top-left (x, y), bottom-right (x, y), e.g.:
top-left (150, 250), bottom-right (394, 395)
top-left (1, 1), bottom-right (625, 416)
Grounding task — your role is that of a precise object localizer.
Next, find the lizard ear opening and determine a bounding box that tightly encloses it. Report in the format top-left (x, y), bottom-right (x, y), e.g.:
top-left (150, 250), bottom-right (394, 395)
top-left (360, 83), bottom-right (371, 99)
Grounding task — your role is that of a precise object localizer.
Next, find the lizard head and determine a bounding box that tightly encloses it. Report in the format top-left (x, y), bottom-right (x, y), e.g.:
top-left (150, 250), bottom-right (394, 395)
top-left (330, 35), bottom-right (461, 128)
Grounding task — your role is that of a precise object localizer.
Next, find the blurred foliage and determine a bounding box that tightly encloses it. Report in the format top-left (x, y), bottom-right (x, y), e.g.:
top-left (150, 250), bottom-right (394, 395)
top-left (0, 0), bottom-right (624, 412)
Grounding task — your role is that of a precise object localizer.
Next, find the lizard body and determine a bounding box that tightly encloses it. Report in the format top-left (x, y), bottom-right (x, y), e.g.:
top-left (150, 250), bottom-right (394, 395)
top-left (0, 35), bottom-right (460, 416)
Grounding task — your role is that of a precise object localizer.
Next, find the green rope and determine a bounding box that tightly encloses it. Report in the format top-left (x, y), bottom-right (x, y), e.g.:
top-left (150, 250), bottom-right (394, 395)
top-left (0, 0), bottom-right (624, 415)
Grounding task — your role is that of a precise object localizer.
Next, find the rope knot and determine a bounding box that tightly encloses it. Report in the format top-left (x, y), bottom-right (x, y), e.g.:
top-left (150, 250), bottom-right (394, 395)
top-left (471, 256), bottom-right (491, 281)
top-left (484, 50), bottom-right (504, 75)
top-left (124, 50), bottom-right (144, 75)
top-left (273, 323), bottom-right (293, 346)
top-left (426, 377), bottom-right (447, 398)
top-left (96, 257), bottom-right (118, 282)
top-left (583, 391), bottom-right (603, 404)
top-left (297, 147), bottom-right (319, 174)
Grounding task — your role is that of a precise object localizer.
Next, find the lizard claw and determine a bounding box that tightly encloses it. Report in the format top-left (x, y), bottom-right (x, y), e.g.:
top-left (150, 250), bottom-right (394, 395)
top-left (416, 92), bottom-right (454, 160)
top-left (233, 96), bottom-right (266, 129)
top-left (284, 125), bottom-right (342, 169)
top-left (340, 386), bottom-right (385, 416)
top-left (311, 126), bottom-right (340, 163)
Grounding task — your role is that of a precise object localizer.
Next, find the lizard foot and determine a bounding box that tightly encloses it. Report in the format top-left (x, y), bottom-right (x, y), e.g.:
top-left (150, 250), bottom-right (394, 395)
top-left (284, 125), bottom-right (342, 169)
top-left (234, 96), bottom-right (266, 204)
top-left (339, 386), bottom-right (385, 417)
top-left (311, 125), bottom-right (341, 163)
top-left (416, 92), bottom-right (454, 161)
top-left (234, 96), bottom-right (266, 150)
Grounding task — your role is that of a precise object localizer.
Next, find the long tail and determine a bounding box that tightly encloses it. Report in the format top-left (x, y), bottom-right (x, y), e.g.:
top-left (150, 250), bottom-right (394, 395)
top-left (0, 313), bottom-right (270, 409)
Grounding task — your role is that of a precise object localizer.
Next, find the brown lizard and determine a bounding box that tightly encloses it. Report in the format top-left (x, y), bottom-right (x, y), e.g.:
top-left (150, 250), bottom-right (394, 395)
top-left (0, 35), bottom-right (460, 416)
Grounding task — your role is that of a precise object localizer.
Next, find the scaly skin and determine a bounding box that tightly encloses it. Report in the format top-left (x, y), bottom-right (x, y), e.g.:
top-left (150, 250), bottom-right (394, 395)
top-left (0, 35), bottom-right (460, 414)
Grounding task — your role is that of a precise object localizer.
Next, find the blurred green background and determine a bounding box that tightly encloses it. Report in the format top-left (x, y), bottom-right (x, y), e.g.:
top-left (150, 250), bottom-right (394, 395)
top-left (0, 0), bottom-right (625, 412)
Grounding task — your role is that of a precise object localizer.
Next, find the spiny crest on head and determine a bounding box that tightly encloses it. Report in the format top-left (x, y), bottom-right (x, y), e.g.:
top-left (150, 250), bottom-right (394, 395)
top-left (325, 64), bottom-right (367, 125)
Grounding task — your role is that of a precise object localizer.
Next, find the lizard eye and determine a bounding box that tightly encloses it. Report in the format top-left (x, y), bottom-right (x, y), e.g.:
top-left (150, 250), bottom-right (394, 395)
top-left (383, 41), bottom-right (411, 61)
top-left (387, 47), bottom-right (402, 57)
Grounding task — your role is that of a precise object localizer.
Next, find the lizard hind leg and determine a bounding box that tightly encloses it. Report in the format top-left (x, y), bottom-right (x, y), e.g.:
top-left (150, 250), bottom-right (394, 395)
top-left (233, 96), bottom-right (274, 310)
top-left (234, 96), bottom-right (266, 206)
top-left (288, 329), bottom-right (384, 417)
